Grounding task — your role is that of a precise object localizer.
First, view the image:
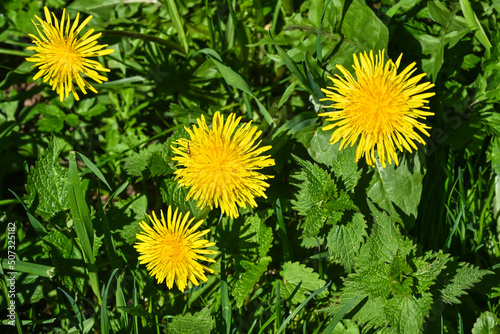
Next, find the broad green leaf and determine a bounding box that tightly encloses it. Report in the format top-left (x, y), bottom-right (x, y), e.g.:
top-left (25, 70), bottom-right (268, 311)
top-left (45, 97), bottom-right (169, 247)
top-left (307, 127), bottom-right (340, 167)
top-left (239, 213), bottom-right (274, 258)
top-left (166, 307), bottom-right (213, 334)
top-left (278, 261), bottom-right (327, 304)
top-left (331, 145), bottom-right (361, 192)
top-left (366, 152), bottom-right (425, 228)
top-left (340, 0), bottom-right (388, 53)
top-left (472, 312), bottom-right (500, 334)
top-left (25, 136), bottom-right (69, 221)
top-left (232, 256), bottom-right (272, 308)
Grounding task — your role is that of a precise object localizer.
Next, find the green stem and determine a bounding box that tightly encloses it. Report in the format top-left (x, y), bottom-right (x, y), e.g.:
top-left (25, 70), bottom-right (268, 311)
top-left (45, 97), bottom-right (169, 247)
top-left (101, 30), bottom-right (186, 54)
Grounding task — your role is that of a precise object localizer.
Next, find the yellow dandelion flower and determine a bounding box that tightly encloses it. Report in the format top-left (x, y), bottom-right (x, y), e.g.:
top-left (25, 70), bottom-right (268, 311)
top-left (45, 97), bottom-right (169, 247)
top-left (26, 6), bottom-right (114, 101)
top-left (319, 50), bottom-right (435, 168)
top-left (172, 111), bottom-right (275, 219)
top-left (134, 206), bottom-right (218, 292)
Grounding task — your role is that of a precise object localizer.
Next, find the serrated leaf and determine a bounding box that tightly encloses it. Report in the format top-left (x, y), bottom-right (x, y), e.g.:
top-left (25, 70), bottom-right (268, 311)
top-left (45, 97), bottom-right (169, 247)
top-left (440, 263), bottom-right (493, 304)
top-left (166, 307), bottom-right (213, 334)
top-left (149, 150), bottom-right (170, 176)
top-left (109, 195), bottom-right (147, 244)
top-left (412, 251), bottom-right (452, 294)
top-left (359, 202), bottom-right (415, 265)
top-left (327, 212), bottom-right (367, 271)
top-left (123, 143), bottom-right (164, 177)
top-left (306, 127), bottom-right (340, 167)
top-left (25, 137), bottom-right (69, 221)
top-left (472, 312), bottom-right (500, 334)
top-left (239, 214), bottom-right (274, 259)
top-left (367, 152), bottom-right (425, 227)
top-left (43, 230), bottom-right (86, 294)
top-left (160, 179), bottom-right (201, 217)
top-left (331, 145), bottom-right (361, 192)
top-left (384, 294), bottom-right (433, 334)
top-left (279, 261), bottom-right (327, 304)
top-left (232, 256), bottom-right (271, 308)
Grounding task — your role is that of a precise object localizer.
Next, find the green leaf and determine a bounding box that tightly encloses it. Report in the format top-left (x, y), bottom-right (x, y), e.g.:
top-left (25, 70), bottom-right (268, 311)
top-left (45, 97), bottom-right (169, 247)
top-left (459, 0), bottom-right (492, 50)
top-left (76, 152), bottom-right (112, 191)
top-left (67, 151), bottom-right (100, 302)
top-left (327, 212), bottom-right (367, 271)
top-left (331, 145), bottom-right (361, 192)
top-left (166, 307), bottom-right (213, 334)
top-left (108, 194), bottom-right (147, 244)
top-left (366, 152), bottom-right (425, 228)
top-left (36, 104), bottom-right (65, 132)
top-left (240, 213), bottom-right (274, 259)
top-left (306, 127), bottom-right (340, 167)
top-left (164, 0), bottom-right (188, 53)
top-left (278, 261), bottom-right (327, 304)
top-left (123, 143), bottom-right (164, 177)
top-left (232, 256), bottom-right (272, 308)
top-left (43, 230), bottom-right (86, 294)
top-left (160, 179), bottom-right (201, 217)
top-left (384, 294), bottom-right (433, 334)
top-left (211, 57), bottom-right (273, 126)
top-left (440, 263), bottom-right (493, 305)
top-left (25, 136), bottom-right (70, 221)
top-left (472, 312), bottom-right (500, 334)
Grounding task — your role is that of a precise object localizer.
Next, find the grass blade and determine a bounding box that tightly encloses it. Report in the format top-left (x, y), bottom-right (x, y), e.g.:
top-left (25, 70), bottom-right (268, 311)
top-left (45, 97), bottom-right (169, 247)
top-left (68, 151), bottom-right (101, 303)
top-left (459, 0), bottom-right (492, 49)
top-left (276, 281), bottom-right (331, 334)
top-left (322, 296), bottom-right (358, 334)
top-left (76, 152), bottom-right (112, 191)
top-left (1, 259), bottom-right (55, 278)
top-left (101, 268), bottom-right (119, 334)
top-left (164, 0), bottom-right (189, 53)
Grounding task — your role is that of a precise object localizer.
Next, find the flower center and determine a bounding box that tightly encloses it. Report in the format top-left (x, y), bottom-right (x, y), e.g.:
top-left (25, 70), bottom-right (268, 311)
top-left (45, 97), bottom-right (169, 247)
top-left (351, 75), bottom-right (406, 137)
top-left (161, 233), bottom-right (190, 265)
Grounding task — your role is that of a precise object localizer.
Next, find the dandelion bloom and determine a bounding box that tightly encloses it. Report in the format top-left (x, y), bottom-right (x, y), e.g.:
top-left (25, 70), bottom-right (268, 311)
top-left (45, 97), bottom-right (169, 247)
top-left (135, 207), bottom-right (217, 292)
top-left (320, 50), bottom-right (435, 167)
top-left (172, 111), bottom-right (275, 219)
top-left (26, 6), bottom-right (114, 101)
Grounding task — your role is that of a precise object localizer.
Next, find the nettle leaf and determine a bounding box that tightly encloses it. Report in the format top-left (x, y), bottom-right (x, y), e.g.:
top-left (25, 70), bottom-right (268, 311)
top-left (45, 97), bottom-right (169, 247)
top-left (232, 256), bottom-right (272, 308)
top-left (107, 194), bottom-right (148, 244)
top-left (367, 152), bottom-right (425, 228)
top-left (412, 251), bottom-right (452, 294)
top-left (123, 143), bottom-right (164, 177)
top-left (331, 145), bottom-right (362, 192)
top-left (326, 212), bottom-right (367, 271)
top-left (292, 155), bottom-right (358, 238)
top-left (279, 261), bottom-right (327, 304)
top-left (385, 294), bottom-right (433, 334)
top-left (440, 263), bottom-right (493, 305)
top-left (239, 213), bottom-right (274, 259)
top-left (166, 307), bottom-right (213, 334)
top-left (25, 137), bottom-right (69, 222)
top-left (305, 127), bottom-right (340, 167)
top-left (42, 230), bottom-right (86, 294)
top-left (160, 179), bottom-right (201, 217)
top-left (358, 202), bottom-right (415, 265)
top-left (472, 312), bottom-right (500, 334)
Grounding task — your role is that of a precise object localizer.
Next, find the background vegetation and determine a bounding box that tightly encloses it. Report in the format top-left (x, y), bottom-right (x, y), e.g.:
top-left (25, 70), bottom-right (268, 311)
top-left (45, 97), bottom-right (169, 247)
top-left (0, 0), bottom-right (499, 333)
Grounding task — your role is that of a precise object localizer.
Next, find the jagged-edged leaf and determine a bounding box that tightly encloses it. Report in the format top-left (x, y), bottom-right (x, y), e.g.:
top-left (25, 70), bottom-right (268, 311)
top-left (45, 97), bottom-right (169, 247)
top-left (232, 256), bottom-right (272, 308)
top-left (160, 179), bottom-right (201, 217)
top-left (359, 202), bottom-right (414, 265)
top-left (239, 213), bottom-right (274, 258)
top-left (385, 294), bottom-right (433, 334)
top-left (327, 212), bottom-right (367, 271)
top-left (279, 261), bottom-right (327, 304)
top-left (166, 307), bottom-right (213, 334)
top-left (412, 251), bottom-right (452, 294)
top-left (331, 145), bottom-right (361, 192)
top-left (107, 195), bottom-right (148, 244)
top-left (440, 263), bottom-right (493, 305)
top-left (471, 312), bottom-right (500, 334)
top-left (123, 143), bottom-right (164, 177)
top-left (24, 137), bottom-right (69, 221)
top-left (42, 230), bottom-right (86, 294)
